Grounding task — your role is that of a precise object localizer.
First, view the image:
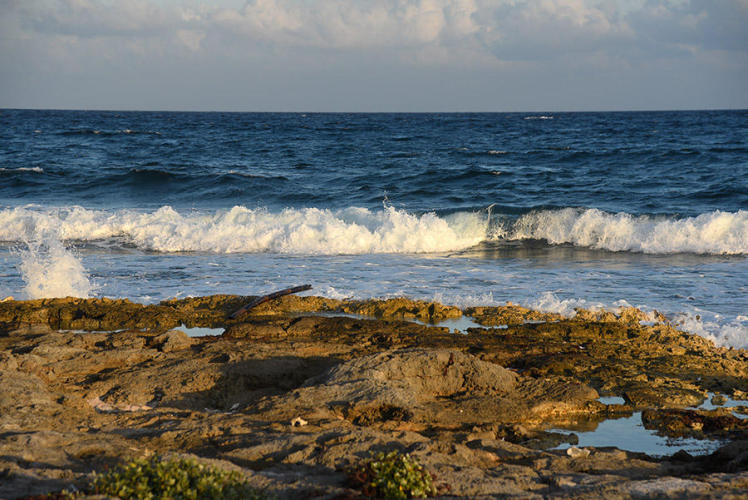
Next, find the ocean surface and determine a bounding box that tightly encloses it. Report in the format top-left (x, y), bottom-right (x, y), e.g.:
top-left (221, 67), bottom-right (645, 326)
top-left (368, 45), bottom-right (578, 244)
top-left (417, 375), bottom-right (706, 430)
top-left (0, 109), bottom-right (746, 347)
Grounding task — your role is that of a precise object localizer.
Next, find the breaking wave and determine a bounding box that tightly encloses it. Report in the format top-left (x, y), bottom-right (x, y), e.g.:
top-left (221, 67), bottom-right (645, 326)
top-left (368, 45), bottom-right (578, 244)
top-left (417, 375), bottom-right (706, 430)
top-left (522, 292), bottom-right (746, 349)
top-left (0, 205), bottom-right (487, 254)
top-left (498, 208), bottom-right (747, 255)
top-left (0, 167), bottom-right (44, 173)
top-left (18, 233), bottom-right (94, 299)
top-left (0, 206), bottom-right (745, 255)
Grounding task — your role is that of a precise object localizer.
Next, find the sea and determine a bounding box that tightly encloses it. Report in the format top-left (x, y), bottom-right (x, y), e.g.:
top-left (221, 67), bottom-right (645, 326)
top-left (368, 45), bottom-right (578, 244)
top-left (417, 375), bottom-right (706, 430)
top-left (0, 109), bottom-right (746, 348)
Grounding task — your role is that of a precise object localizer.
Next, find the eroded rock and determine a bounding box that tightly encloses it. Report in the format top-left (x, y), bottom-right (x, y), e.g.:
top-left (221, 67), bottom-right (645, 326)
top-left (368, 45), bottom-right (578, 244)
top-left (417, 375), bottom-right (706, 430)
top-left (0, 296), bottom-right (746, 499)
top-left (642, 408), bottom-right (748, 439)
top-left (247, 349), bottom-right (598, 428)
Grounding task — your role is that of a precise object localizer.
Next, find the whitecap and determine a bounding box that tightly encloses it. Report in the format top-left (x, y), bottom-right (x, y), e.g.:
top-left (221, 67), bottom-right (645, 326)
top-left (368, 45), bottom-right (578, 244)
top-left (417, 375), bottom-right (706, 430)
top-left (0, 167), bottom-right (44, 173)
top-left (0, 205), bottom-right (489, 255)
top-left (507, 208), bottom-right (747, 255)
top-left (18, 233), bottom-right (95, 299)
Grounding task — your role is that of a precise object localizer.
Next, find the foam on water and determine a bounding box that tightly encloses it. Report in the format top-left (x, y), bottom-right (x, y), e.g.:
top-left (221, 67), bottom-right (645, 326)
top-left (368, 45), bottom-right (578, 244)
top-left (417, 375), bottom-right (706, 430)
top-left (0, 167), bottom-right (44, 173)
top-left (526, 292), bottom-right (663, 321)
top-left (445, 291), bottom-right (747, 349)
top-left (670, 312), bottom-right (748, 349)
top-left (527, 291), bottom-right (605, 317)
top-left (18, 233), bottom-right (94, 299)
top-left (505, 208), bottom-right (747, 255)
top-left (0, 205), bottom-right (488, 254)
top-left (0, 205), bottom-right (745, 256)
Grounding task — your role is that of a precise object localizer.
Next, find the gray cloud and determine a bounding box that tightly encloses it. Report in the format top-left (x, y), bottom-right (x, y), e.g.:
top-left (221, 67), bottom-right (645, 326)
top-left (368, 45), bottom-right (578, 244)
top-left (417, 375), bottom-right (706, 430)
top-left (628, 0), bottom-right (748, 52)
top-left (1, 0), bottom-right (746, 110)
top-left (8, 0), bottom-right (748, 59)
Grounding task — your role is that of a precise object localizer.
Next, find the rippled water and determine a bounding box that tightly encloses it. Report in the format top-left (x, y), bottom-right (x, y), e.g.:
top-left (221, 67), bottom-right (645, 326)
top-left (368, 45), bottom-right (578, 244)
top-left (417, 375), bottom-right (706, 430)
top-left (0, 109), bottom-right (745, 346)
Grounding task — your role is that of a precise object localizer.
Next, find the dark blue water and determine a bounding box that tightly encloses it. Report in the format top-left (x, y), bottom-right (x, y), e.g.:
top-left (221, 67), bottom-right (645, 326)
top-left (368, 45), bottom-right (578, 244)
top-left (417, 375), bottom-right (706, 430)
top-left (0, 109), bottom-right (746, 347)
top-left (2, 110), bottom-right (746, 215)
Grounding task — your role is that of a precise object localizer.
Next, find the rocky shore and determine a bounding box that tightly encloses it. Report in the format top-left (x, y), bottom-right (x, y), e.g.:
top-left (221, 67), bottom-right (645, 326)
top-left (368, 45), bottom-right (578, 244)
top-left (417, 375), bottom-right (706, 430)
top-left (1, 295), bottom-right (746, 499)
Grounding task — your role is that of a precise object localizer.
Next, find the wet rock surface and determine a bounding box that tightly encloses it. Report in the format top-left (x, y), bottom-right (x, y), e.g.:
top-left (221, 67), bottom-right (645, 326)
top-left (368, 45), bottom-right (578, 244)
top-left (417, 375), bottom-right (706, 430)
top-left (0, 295), bottom-right (746, 499)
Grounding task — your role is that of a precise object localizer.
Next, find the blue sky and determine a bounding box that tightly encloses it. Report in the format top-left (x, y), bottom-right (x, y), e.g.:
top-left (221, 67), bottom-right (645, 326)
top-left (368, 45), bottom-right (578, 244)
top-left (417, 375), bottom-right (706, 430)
top-left (1, 0), bottom-right (746, 111)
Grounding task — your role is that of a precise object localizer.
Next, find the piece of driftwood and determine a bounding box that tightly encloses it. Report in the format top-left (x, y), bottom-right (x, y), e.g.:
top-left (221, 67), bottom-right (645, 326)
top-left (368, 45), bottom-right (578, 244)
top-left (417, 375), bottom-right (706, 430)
top-left (229, 284), bottom-right (312, 319)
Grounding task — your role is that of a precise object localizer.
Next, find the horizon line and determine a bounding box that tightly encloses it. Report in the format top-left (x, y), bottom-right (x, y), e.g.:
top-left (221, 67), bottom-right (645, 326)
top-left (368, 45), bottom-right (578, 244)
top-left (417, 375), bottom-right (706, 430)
top-left (2, 107), bottom-right (747, 114)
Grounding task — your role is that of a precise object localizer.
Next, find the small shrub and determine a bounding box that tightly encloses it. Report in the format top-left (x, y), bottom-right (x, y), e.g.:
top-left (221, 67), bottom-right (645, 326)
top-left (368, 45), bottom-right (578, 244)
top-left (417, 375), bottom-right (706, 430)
top-left (348, 450), bottom-right (438, 499)
top-left (91, 456), bottom-right (272, 500)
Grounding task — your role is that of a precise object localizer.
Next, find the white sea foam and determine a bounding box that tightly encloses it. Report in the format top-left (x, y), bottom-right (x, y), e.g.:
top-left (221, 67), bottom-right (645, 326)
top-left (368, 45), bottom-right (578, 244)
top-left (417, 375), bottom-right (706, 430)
top-left (521, 292), bottom-right (746, 348)
top-left (0, 205), bottom-right (488, 255)
top-left (526, 292), bottom-right (662, 320)
top-left (670, 312), bottom-right (748, 349)
top-left (0, 167), bottom-right (44, 173)
top-left (0, 206), bottom-right (745, 255)
top-left (507, 208), bottom-right (747, 255)
top-left (528, 291), bottom-right (604, 316)
top-left (19, 234), bottom-right (94, 299)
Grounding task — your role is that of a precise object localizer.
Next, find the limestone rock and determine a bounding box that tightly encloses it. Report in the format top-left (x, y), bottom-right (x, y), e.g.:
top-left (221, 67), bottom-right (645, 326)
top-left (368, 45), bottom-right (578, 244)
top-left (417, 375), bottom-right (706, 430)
top-left (151, 329), bottom-right (194, 352)
top-left (0, 296), bottom-right (746, 499)
top-left (342, 297), bottom-right (462, 322)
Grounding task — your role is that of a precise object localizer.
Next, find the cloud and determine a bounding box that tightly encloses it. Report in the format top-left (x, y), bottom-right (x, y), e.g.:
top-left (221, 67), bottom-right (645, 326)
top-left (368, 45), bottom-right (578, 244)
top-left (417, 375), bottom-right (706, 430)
top-left (7, 0), bottom-right (748, 61)
top-left (20, 0), bottom-right (179, 38)
top-left (210, 0), bottom-right (480, 50)
top-left (477, 0), bottom-right (634, 61)
top-left (628, 0), bottom-right (748, 52)
top-left (1, 0), bottom-right (746, 110)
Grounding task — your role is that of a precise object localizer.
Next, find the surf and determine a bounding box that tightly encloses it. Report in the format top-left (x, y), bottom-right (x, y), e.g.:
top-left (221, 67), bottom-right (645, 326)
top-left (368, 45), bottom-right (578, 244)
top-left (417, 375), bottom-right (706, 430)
top-left (0, 205), bottom-right (745, 256)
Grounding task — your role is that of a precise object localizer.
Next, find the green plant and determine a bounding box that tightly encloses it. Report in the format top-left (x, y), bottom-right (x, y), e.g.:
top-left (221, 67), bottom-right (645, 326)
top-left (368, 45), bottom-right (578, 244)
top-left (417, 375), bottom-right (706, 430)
top-left (91, 456), bottom-right (272, 500)
top-left (348, 450), bottom-right (438, 499)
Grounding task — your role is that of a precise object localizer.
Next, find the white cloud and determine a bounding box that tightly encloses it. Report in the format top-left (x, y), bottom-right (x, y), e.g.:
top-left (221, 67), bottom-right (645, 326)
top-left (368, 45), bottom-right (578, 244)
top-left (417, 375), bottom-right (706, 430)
top-left (19, 0), bottom-right (178, 38)
top-left (176, 29), bottom-right (205, 51)
top-left (7, 0), bottom-right (748, 60)
top-left (209, 0), bottom-right (480, 50)
top-left (1, 0), bottom-right (746, 110)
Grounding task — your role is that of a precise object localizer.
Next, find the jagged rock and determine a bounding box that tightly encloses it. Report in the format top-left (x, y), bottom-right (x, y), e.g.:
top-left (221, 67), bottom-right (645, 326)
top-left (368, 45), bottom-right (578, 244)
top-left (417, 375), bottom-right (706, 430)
top-left (626, 477), bottom-right (713, 496)
top-left (573, 308), bottom-right (619, 322)
top-left (342, 297), bottom-right (462, 322)
top-left (151, 329), bottom-right (194, 352)
top-left (464, 304), bottom-right (563, 326)
top-left (223, 315), bottom-right (449, 340)
top-left (0, 296), bottom-right (746, 499)
top-left (249, 348), bottom-right (598, 427)
top-left (0, 297), bottom-right (180, 331)
top-left (641, 408), bottom-right (748, 439)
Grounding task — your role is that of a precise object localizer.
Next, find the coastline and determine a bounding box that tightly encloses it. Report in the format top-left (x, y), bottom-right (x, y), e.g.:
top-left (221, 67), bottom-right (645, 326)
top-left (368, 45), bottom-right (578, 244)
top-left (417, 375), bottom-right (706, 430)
top-left (1, 295), bottom-right (746, 498)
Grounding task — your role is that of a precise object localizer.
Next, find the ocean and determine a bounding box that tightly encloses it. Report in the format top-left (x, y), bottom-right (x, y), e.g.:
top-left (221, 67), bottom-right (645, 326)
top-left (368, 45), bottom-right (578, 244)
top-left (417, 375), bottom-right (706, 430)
top-left (0, 109), bottom-right (746, 347)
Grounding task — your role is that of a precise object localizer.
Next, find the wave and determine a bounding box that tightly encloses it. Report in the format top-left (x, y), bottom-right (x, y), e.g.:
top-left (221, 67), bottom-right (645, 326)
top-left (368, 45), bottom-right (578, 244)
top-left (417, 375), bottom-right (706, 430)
top-left (499, 208), bottom-right (747, 255)
top-left (526, 292), bottom-right (747, 349)
top-left (0, 167), bottom-right (44, 173)
top-left (0, 205), bottom-right (488, 254)
top-left (670, 312), bottom-right (748, 350)
top-left (457, 149), bottom-right (509, 157)
top-left (58, 129), bottom-right (161, 136)
top-left (17, 232), bottom-right (95, 299)
top-left (0, 206), bottom-right (744, 256)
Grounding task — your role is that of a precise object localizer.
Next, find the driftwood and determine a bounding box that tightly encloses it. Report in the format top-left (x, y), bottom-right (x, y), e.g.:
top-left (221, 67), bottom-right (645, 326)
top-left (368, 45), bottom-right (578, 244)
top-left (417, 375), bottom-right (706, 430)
top-left (229, 284), bottom-right (312, 319)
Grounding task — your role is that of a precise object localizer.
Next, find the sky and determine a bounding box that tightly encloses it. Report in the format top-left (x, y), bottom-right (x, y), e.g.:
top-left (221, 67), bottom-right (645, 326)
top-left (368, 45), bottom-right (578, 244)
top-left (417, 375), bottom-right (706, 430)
top-left (1, 0), bottom-right (747, 112)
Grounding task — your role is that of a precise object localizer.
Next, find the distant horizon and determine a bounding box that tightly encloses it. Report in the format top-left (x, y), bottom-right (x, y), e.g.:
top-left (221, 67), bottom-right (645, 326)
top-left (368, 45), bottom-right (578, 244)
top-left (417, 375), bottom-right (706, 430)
top-left (4, 107), bottom-right (747, 114)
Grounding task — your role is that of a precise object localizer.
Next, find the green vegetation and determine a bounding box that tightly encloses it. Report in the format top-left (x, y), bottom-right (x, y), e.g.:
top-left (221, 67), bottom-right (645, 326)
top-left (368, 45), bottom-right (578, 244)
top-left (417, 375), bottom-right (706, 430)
top-left (91, 456), bottom-right (272, 500)
top-left (348, 450), bottom-right (438, 499)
